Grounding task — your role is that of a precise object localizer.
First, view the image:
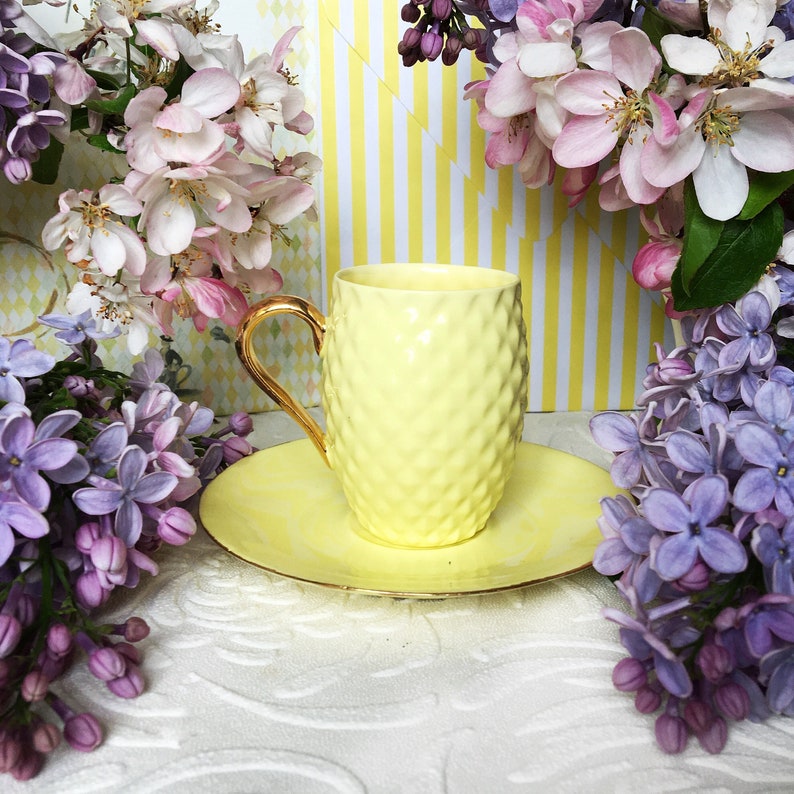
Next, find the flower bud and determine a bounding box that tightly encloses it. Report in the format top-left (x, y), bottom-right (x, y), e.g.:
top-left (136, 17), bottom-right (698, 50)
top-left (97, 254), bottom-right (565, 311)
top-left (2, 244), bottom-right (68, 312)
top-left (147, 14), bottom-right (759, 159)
top-left (229, 411), bottom-right (253, 436)
top-left (115, 642), bottom-right (141, 666)
top-left (222, 435), bottom-right (252, 464)
top-left (74, 571), bottom-right (110, 610)
top-left (90, 536), bottom-right (127, 573)
top-left (15, 595), bottom-right (36, 628)
top-left (21, 670), bottom-right (50, 702)
top-left (0, 615), bottom-right (22, 658)
top-left (612, 657), bottom-right (647, 691)
top-left (64, 374), bottom-right (92, 397)
top-left (75, 522), bottom-right (102, 554)
top-left (0, 736), bottom-right (22, 773)
top-left (421, 30), bottom-right (443, 60)
top-left (431, 0), bottom-right (452, 18)
top-left (714, 681), bottom-right (750, 721)
top-left (9, 748), bottom-right (43, 782)
top-left (635, 685), bottom-right (662, 714)
top-left (402, 27), bottom-right (422, 49)
top-left (673, 560), bottom-right (710, 592)
top-left (119, 617), bottom-right (150, 643)
top-left (683, 699), bottom-right (713, 735)
top-left (442, 37), bottom-right (463, 66)
top-left (462, 27), bottom-right (483, 49)
top-left (47, 623), bottom-right (73, 658)
top-left (697, 715), bottom-right (728, 754)
top-left (401, 2), bottom-right (421, 22)
top-left (106, 664), bottom-right (144, 699)
top-left (697, 644), bottom-right (733, 683)
top-left (31, 722), bottom-right (61, 754)
top-left (4, 155), bottom-right (31, 184)
top-left (157, 506), bottom-right (196, 546)
top-left (657, 356), bottom-right (694, 383)
top-left (88, 647), bottom-right (126, 682)
top-left (654, 713), bottom-right (688, 754)
top-left (63, 713), bottom-right (103, 752)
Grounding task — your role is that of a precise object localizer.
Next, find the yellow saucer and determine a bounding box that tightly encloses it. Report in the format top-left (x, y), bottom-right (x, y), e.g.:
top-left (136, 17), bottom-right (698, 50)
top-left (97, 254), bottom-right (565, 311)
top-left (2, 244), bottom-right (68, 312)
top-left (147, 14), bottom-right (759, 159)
top-left (199, 439), bottom-right (621, 598)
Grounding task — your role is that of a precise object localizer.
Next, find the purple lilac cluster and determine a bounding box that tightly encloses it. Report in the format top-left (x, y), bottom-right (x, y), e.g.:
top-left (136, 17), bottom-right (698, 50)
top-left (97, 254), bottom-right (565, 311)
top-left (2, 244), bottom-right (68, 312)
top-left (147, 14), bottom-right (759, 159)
top-left (0, 318), bottom-right (254, 780)
top-left (0, 3), bottom-right (66, 183)
top-left (590, 264), bottom-right (794, 754)
top-left (398, 0), bottom-right (491, 66)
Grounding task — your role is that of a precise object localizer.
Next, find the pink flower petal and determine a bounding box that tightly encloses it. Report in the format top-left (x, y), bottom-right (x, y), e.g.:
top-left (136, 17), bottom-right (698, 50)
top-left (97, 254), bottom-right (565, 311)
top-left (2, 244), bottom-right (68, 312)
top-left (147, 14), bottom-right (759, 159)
top-left (553, 113), bottom-right (618, 168)
top-left (180, 68), bottom-right (241, 118)
top-left (484, 59), bottom-right (537, 118)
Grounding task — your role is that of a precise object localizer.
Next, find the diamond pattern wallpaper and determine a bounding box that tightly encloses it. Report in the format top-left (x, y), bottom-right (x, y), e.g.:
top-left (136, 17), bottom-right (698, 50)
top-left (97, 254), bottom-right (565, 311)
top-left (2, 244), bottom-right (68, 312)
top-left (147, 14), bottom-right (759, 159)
top-left (1, 2), bottom-right (323, 415)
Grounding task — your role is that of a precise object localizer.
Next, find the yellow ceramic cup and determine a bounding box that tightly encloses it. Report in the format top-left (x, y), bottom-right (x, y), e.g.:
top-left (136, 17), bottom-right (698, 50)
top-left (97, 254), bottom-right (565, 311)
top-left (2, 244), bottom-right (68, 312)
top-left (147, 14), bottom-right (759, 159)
top-left (236, 263), bottom-right (528, 548)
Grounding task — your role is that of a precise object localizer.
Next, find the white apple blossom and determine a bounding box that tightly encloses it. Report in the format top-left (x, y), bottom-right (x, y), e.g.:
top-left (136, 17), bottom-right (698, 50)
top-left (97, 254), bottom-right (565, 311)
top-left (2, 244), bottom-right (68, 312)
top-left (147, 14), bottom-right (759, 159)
top-left (41, 185), bottom-right (145, 277)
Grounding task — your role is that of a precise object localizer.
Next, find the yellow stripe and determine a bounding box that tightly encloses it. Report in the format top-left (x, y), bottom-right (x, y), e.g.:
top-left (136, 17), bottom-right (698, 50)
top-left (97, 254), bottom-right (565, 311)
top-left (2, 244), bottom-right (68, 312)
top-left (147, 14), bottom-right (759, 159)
top-left (353, 0), bottom-right (369, 64)
top-left (348, 51), bottom-right (368, 265)
top-left (382, 2), bottom-right (399, 90)
top-left (567, 215), bottom-right (589, 411)
top-left (491, 206), bottom-right (506, 271)
top-left (468, 63), bottom-right (486, 194)
top-left (542, 234), bottom-right (561, 410)
top-left (318, 3), bottom-right (340, 297)
top-left (441, 57), bottom-right (457, 162)
top-left (436, 151), bottom-right (451, 263)
top-left (621, 272), bottom-right (641, 408)
top-left (463, 180), bottom-right (478, 266)
top-left (378, 79), bottom-right (396, 262)
top-left (594, 240), bottom-right (615, 409)
top-left (407, 115), bottom-right (424, 262)
top-left (413, 60), bottom-right (429, 131)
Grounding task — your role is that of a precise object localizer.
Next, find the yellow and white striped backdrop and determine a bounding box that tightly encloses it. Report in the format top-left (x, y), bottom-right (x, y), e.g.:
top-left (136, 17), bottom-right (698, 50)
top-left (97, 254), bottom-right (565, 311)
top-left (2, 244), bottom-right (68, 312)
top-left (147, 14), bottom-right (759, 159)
top-left (316, 0), bottom-right (672, 411)
top-left (0, 1), bottom-right (669, 415)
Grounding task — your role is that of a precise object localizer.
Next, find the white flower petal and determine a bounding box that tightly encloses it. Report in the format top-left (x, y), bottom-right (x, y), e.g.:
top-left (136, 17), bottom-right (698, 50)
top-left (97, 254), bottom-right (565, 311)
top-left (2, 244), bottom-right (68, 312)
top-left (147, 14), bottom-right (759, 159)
top-left (179, 68), bottom-right (241, 117)
top-left (517, 41), bottom-right (576, 78)
top-left (661, 34), bottom-right (720, 76)
top-left (731, 111), bottom-right (794, 172)
top-left (760, 40), bottom-right (794, 78)
top-left (693, 142), bottom-right (748, 221)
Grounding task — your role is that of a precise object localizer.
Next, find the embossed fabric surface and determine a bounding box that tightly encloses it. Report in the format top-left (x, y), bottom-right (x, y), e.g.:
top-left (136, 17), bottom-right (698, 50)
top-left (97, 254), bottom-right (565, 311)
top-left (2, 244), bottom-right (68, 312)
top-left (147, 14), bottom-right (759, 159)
top-left (8, 412), bottom-right (794, 793)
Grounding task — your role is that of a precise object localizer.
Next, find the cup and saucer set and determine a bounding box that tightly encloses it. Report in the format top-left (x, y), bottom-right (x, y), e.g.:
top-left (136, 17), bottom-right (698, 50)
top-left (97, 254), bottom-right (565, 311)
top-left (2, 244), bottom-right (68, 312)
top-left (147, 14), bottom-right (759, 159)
top-left (200, 264), bottom-right (621, 598)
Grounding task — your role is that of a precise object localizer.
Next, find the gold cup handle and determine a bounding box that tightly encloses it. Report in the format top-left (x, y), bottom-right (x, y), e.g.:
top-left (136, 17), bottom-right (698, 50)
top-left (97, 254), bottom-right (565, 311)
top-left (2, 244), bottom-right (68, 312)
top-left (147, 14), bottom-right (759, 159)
top-left (235, 296), bottom-right (329, 466)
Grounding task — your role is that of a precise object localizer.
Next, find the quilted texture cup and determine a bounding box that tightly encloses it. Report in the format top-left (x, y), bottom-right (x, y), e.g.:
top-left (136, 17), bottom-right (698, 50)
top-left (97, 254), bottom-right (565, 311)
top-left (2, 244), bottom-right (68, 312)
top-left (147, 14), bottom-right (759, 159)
top-left (236, 263), bottom-right (528, 548)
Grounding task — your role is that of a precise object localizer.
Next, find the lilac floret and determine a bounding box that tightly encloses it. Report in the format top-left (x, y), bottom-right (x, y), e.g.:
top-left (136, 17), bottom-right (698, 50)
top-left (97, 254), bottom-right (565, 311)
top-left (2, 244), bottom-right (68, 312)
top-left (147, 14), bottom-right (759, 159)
top-left (0, 337), bottom-right (54, 403)
top-left (73, 445), bottom-right (177, 546)
top-left (38, 310), bottom-right (120, 345)
top-left (0, 413), bottom-right (78, 510)
top-left (643, 476), bottom-right (747, 581)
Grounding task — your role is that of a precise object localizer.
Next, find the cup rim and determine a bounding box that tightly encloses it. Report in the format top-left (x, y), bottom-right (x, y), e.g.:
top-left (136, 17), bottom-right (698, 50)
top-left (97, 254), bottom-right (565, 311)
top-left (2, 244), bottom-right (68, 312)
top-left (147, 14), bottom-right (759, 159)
top-left (334, 263), bottom-right (520, 292)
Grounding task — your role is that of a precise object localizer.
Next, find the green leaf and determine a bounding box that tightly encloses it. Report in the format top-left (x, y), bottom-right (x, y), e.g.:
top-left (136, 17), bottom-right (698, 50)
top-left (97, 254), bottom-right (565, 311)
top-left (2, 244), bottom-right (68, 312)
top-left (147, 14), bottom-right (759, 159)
top-left (677, 179), bottom-right (724, 294)
top-left (640, 3), bottom-right (684, 52)
top-left (83, 82), bottom-right (137, 116)
top-left (164, 57), bottom-right (195, 102)
top-left (30, 138), bottom-right (65, 185)
top-left (70, 106), bottom-right (90, 132)
top-left (87, 135), bottom-right (125, 154)
top-left (738, 170), bottom-right (794, 219)
top-left (670, 200), bottom-right (784, 310)
top-left (85, 68), bottom-right (122, 92)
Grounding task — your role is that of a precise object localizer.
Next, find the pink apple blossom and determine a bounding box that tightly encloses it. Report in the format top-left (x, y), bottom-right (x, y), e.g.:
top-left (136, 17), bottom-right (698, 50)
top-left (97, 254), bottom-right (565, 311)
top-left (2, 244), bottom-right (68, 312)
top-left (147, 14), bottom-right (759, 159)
top-left (553, 27), bottom-right (666, 206)
top-left (127, 153), bottom-right (254, 256)
top-left (123, 68), bottom-right (240, 173)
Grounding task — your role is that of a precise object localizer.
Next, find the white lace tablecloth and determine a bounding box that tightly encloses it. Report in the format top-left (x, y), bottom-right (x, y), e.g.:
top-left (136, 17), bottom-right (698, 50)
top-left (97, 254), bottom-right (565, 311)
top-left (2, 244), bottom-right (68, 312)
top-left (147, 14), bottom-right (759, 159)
top-left (10, 412), bottom-right (794, 793)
